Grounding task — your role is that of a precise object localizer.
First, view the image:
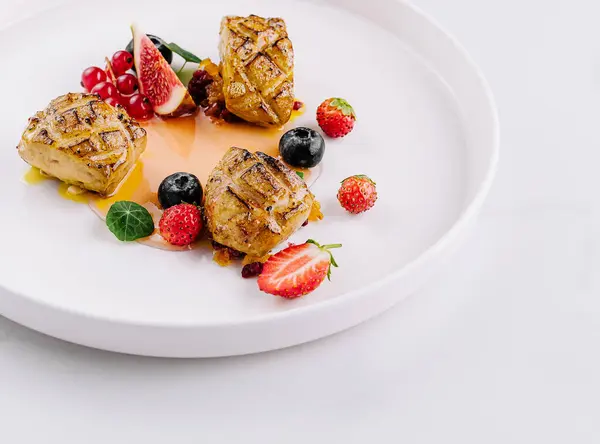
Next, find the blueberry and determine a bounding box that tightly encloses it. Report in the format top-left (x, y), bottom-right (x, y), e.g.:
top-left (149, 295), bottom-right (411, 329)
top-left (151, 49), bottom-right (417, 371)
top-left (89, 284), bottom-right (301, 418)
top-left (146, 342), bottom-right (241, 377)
top-left (158, 172), bottom-right (203, 209)
top-left (279, 127), bottom-right (325, 169)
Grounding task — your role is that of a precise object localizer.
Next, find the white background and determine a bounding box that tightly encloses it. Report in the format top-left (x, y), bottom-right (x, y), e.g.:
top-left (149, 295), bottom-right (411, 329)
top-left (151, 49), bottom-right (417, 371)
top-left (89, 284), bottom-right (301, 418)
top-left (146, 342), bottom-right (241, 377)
top-left (2, 0), bottom-right (599, 442)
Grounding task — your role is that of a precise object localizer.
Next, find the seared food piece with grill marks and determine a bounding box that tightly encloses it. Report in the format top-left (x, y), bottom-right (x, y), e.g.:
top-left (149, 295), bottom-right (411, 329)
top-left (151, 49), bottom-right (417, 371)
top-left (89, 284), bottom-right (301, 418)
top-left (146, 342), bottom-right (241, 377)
top-left (205, 147), bottom-right (313, 256)
top-left (219, 15), bottom-right (294, 126)
top-left (18, 93), bottom-right (146, 196)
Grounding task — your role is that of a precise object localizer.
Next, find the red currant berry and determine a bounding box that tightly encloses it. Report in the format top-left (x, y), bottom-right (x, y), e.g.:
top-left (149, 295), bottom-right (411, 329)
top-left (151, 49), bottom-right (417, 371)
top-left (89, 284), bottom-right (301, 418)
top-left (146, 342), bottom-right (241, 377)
top-left (111, 50), bottom-right (134, 75)
top-left (81, 66), bottom-right (107, 91)
top-left (90, 81), bottom-right (119, 100)
top-left (116, 73), bottom-right (139, 95)
top-left (126, 93), bottom-right (154, 120)
top-left (104, 96), bottom-right (121, 108)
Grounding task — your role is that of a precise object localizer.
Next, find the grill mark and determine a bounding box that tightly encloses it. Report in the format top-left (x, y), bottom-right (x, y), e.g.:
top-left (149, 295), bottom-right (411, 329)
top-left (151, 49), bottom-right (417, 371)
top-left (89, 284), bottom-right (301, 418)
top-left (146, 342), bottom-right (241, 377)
top-left (223, 16), bottom-right (291, 125)
top-left (255, 151), bottom-right (283, 172)
top-left (226, 185), bottom-right (252, 210)
top-left (255, 151), bottom-right (300, 195)
top-left (239, 161), bottom-right (283, 201)
top-left (205, 145), bottom-right (312, 256)
top-left (281, 201), bottom-right (307, 221)
top-left (25, 93), bottom-right (145, 173)
top-left (240, 148), bottom-right (252, 161)
top-left (87, 101), bottom-right (97, 121)
top-left (37, 129), bottom-right (54, 145)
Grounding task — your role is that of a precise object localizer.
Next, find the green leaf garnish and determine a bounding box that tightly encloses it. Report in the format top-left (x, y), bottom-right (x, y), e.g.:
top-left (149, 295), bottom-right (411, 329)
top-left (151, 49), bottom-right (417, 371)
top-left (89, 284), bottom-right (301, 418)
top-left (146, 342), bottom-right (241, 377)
top-left (164, 42), bottom-right (202, 64)
top-left (106, 201), bottom-right (155, 242)
top-left (175, 62), bottom-right (196, 84)
top-left (296, 171), bottom-right (305, 179)
top-left (330, 98), bottom-right (356, 119)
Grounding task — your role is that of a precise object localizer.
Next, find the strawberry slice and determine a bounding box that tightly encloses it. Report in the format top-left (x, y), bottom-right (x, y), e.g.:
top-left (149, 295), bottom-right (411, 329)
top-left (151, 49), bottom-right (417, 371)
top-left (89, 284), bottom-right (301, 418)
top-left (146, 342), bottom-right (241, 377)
top-left (257, 239), bottom-right (342, 298)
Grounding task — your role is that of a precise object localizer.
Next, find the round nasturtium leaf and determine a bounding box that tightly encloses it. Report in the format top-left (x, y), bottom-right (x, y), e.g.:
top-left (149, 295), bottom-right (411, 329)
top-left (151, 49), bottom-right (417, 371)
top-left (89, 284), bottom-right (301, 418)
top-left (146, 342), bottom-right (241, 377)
top-left (106, 201), bottom-right (155, 242)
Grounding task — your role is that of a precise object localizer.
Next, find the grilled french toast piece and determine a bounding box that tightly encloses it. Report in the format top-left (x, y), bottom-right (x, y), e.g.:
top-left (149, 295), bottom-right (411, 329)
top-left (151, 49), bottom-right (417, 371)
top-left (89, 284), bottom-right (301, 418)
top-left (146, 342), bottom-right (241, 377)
top-left (18, 93), bottom-right (146, 196)
top-left (219, 15), bottom-right (294, 127)
top-left (205, 147), bottom-right (313, 256)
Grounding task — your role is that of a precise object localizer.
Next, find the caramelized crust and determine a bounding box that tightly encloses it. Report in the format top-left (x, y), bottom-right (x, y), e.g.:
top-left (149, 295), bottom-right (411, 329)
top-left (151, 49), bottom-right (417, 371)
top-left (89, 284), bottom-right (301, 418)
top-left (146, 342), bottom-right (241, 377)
top-left (205, 147), bottom-right (313, 256)
top-left (18, 93), bottom-right (146, 195)
top-left (219, 15), bottom-right (294, 127)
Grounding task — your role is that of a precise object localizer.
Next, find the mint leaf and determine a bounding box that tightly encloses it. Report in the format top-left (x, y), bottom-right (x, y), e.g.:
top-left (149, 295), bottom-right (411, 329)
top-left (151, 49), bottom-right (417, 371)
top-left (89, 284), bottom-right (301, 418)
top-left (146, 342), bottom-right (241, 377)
top-left (296, 171), bottom-right (305, 179)
top-left (106, 201), bottom-right (155, 241)
top-left (164, 42), bottom-right (202, 64)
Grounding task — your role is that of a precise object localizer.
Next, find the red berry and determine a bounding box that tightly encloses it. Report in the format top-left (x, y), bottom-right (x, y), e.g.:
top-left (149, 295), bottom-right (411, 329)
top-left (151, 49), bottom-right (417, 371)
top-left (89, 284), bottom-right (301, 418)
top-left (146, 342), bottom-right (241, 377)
top-left (337, 175), bottom-right (377, 214)
top-left (90, 81), bottom-right (119, 100)
top-left (111, 50), bottom-right (134, 76)
top-left (104, 96), bottom-right (121, 108)
top-left (126, 93), bottom-right (154, 120)
top-left (257, 240), bottom-right (341, 298)
top-left (116, 73), bottom-right (138, 95)
top-left (158, 203), bottom-right (202, 246)
top-left (316, 98), bottom-right (356, 138)
top-left (188, 69), bottom-right (214, 105)
top-left (241, 262), bottom-right (264, 278)
top-left (81, 66), bottom-right (107, 91)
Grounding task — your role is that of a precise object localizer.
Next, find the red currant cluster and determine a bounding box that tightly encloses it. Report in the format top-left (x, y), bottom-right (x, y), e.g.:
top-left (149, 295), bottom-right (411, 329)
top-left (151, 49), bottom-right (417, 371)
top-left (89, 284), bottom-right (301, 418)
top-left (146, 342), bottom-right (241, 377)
top-left (80, 50), bottom-right (153, 120)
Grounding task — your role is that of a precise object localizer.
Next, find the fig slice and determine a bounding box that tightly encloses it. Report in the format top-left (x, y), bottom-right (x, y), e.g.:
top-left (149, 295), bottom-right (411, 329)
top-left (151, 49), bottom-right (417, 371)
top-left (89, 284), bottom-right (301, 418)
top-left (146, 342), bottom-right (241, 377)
top-left (131, 23), bottom-right (197, 117)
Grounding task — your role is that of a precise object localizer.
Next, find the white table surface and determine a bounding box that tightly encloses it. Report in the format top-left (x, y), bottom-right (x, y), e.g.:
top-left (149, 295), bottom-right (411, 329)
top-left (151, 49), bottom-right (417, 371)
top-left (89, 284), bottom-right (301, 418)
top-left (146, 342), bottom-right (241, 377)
top-left (2, 0), bottom-right (599, 442)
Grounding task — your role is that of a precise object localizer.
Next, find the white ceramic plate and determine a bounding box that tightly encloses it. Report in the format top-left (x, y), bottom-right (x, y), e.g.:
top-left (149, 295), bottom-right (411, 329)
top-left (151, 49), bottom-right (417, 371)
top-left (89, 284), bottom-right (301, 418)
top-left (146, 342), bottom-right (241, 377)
top-left (0, 0), bottom-right (498, 357)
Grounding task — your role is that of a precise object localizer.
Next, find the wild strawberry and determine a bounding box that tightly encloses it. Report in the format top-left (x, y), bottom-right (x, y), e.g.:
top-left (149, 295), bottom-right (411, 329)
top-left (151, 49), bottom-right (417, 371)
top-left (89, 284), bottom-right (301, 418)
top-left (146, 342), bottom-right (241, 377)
top-left (158, 203), bottom-right (202, 246)
top-left (257, 240), bottom-right (341, 298)
top-left (316, 98), bottom-right (356, 138)
top-left (337, 175), bottom-right (377, 214)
